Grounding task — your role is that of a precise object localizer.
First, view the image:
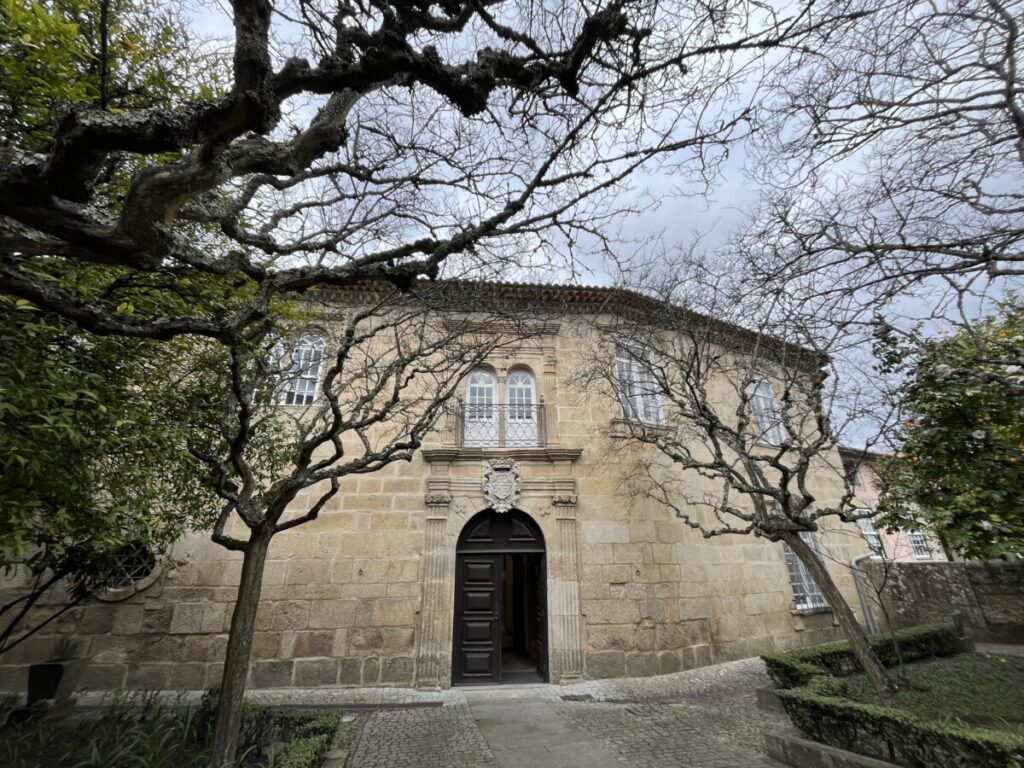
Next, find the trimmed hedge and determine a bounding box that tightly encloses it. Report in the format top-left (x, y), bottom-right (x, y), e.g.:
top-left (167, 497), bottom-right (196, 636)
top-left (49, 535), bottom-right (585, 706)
top-left (262, 709), bottom-right (344, 768)
top-left (198, 690), bottom-right (345, 768)
top-left (777, 683), bottom-right (1024, 768)
top-left (762, 622), bottom-right (962, 689)
top-left (761, 624), bottom-right (1024, 768)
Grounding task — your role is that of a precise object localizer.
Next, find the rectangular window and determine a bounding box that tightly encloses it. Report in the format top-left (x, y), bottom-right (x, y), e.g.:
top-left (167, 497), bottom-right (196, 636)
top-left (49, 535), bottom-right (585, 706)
top-left (856, 516), bottom-right (885, 559)
top-left (615, 344), bottom-right (662, 424)
top-left (783, 532), bottom-right (830, 614)
top-left (276, 335), bottom-right (324, 406)
top-left (908, 530), bottom-right (932, 559)
top-left (747, 379), bottom-right (786, 446)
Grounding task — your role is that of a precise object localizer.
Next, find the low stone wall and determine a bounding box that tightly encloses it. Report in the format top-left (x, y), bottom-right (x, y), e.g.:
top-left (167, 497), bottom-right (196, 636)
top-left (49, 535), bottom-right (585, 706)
top-left (861, 560), bottom-right (1024, 643)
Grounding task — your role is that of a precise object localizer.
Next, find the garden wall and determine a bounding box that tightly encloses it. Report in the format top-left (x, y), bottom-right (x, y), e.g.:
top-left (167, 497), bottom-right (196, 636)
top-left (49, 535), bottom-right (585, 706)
top-left (862, 560), bottom-right (1024, 643)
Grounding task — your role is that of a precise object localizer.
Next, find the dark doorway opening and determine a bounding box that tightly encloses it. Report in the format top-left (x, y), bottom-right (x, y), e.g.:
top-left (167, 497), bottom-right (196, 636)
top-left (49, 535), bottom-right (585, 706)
top-left (500, 552), bottom-right (545, 683)
top-left (452, 509), bottom-right (548, 686)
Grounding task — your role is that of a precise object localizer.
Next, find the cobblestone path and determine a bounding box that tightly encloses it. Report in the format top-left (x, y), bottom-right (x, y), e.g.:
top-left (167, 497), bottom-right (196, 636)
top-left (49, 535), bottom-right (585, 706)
top-left (346, 658), bottom-right (790, 768)
top-left (346, 700), bottom-right (497, 768)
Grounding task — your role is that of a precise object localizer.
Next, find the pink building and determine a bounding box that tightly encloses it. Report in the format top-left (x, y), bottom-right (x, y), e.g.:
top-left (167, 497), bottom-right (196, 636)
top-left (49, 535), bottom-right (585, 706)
top-left (838, 446), bottom-right (948, 564)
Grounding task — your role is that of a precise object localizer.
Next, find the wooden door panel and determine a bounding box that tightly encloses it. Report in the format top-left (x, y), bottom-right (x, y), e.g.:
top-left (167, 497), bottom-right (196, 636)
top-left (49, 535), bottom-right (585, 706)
top-left (453, 554), bottom-right (501, 684)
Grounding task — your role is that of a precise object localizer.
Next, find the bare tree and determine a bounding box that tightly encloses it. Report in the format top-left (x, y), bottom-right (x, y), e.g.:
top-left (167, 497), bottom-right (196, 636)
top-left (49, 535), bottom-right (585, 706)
top-left (0, 0), bottom-right (861, 341)
top-left (574, 268), bottom-right (901, 702)
top-left (181, 282), bottom-right (545, 765)
top-left (741, 0), bottom-right (1023, 329)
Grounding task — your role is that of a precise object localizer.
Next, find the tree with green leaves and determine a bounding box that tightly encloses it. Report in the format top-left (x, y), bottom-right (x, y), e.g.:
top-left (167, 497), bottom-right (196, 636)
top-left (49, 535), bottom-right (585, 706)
top-left (876, 299), bottom-right (1024, 560)
top-left (0, 293), bottom-right (224, 654)
top-left (0, 0), bottom-right (231, 655)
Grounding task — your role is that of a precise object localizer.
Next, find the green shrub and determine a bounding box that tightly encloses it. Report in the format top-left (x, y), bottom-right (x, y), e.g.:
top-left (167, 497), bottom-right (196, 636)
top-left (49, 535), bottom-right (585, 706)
top-left (761, 655), bottom-right (822, 689)
top-left (761, 623), bottom-right (962, 689)
top-left (761, 625), bottom-right (1024, 767)
top-left (269, 733), bottom-right (334, 768)
top-left (262, 710), bottom-right (344, 768)
top-left (777, 685), bottom-right (1024, 768)
top-left (0, 693), bottom-right (212, 768)
top-left (0, 692), bottom-right (347, 768)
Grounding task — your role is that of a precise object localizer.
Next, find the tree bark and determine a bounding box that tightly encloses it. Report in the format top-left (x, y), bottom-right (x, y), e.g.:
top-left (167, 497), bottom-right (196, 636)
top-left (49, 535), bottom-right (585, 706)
top-left (211, 528), bottom-right (272, 767)
top-left (781, 530), bottom-right (898, 704)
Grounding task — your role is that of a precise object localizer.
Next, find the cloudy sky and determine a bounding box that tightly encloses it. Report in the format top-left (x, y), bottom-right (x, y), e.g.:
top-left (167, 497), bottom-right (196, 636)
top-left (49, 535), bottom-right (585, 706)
top-left (183, 0), bottom-right (773, 288)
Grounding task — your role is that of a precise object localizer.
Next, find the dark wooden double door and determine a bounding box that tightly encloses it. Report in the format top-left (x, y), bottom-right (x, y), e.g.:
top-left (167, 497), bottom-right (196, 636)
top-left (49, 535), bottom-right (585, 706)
top-left (452, 510), bottom-right (547, 686)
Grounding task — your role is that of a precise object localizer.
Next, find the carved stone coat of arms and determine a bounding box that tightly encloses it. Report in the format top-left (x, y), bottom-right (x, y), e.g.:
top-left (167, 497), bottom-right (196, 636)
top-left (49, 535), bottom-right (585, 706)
top-left (483, 458), bottom-right (521, 514)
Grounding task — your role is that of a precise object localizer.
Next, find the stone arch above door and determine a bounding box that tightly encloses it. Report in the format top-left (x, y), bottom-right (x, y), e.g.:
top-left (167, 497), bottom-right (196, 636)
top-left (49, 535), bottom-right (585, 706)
top-left (458, 508), bottom-right (545, 554)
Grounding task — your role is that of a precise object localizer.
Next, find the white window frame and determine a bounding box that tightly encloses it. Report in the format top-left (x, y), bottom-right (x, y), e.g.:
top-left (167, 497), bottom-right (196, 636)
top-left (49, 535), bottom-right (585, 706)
top-left (615, 344), bottom-right (662, 424)
top-left (464, 369), bottom-right (499, 446)
top-left (506, 370), bottom-right (535, 419)
top-left (856, 514), bottom-right (886, 560)
top-left (505, 370), bottom-right (539, 447)
top-left (908, 530), bottom-right (932, 559)
top-left (783, 532), bottom-right (830, 614)
top-left (746, 378), bottom-right (786, 446)
top-left (278, 334), bottom-right (325, 406)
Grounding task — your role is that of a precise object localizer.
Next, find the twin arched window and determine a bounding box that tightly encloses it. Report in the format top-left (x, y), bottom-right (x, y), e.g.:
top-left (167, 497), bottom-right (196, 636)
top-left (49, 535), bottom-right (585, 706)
top-left (463, 369), bottom-right (537, 446)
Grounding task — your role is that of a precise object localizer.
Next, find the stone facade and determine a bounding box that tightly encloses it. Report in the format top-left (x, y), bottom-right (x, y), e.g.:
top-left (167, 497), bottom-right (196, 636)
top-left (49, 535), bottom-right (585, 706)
top-left (0, 286), bottom-right (876, 693)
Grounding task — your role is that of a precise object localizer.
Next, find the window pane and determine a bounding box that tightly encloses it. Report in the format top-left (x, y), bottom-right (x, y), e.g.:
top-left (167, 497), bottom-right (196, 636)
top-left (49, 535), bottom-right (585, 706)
top-left (281, 335), bottom-right (324, 405)
top-left (783, 533), bottom-right (829, 613)
top-left (507, 371), bottom-right (534, 419)
top-left (908, 531), bottom-right (932, 559)
top-left (748, 379), bottom-right (784, 445)
top-left (857, 516), bottom-right (885, 559)
top-left (616, 345), bottom-right (661, 423)
top-left (616, 351), bottom-right (639, 420)
top-left (464, 370), bottom-right (498, 446)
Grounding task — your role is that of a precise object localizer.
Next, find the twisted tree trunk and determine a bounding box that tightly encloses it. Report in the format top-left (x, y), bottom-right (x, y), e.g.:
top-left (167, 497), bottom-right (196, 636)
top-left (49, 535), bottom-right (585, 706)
top-left (781, 530), bottom-right (898, 705)
top-left (211, 528), bottom-right (272, 767)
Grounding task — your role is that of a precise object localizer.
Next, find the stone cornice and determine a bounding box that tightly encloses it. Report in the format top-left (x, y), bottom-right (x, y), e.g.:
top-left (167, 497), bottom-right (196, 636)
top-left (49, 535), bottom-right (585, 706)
top-left (422, 447), bottom-right (583, 464)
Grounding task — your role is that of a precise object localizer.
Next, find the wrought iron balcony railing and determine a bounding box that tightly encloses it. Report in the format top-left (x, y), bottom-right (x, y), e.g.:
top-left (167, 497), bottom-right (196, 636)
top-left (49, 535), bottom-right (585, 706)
top-left (454, 401), bottom-right (546, 448)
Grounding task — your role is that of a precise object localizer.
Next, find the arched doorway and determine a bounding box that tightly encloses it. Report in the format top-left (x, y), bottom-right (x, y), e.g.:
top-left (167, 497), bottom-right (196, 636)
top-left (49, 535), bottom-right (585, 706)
top-left (452, 509), bottom-right (548, 685)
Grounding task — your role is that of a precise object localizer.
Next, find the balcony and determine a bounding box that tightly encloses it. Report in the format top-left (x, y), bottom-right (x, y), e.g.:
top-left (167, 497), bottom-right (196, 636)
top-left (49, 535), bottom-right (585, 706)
top-left (454, 401), bottom-right (546, 448)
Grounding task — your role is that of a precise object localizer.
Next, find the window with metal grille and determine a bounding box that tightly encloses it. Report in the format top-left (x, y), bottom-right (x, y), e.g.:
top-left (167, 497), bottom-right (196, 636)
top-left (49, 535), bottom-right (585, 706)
top-left (278, 335), bottom-right (324, 406)
top-left (615, 344), bottom-right (662, 424)
top-left (746, 378), bottom-right (786, 446)
top-left (908, 530), bottom-right (932, 559)
top-left (856, 515), bottom-right (886, 559)
top-left (783, 532), bottom-right (830, 614)
top-left (106, 545), bottom-right (156, 590)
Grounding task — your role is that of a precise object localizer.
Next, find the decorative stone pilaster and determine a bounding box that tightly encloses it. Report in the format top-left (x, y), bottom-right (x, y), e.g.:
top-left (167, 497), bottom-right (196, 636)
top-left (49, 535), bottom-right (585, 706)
top-left (415, 494), bottom-right (452, 688)
top-left (550, 494), bottom-right (585, 682)
top-left (417, 447), bottom-right (583, 689)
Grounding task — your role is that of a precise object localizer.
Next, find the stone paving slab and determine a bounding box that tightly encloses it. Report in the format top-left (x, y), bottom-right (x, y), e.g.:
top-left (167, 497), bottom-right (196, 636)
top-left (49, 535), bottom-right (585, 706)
top-left (344, 658), bottom-right (791, 768)
top-left (465, 687), bottom-right (623, 768)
